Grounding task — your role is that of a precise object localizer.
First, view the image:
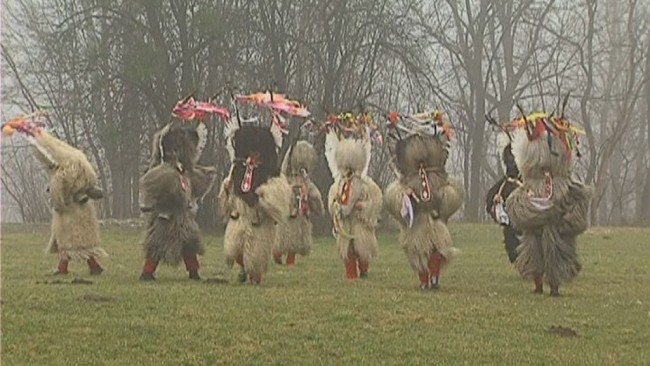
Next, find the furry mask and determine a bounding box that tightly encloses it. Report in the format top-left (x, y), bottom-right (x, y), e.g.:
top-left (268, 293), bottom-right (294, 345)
top-left (324, 112), bottom-right (378, 180)
top-left (508, 113), bottom-right (583, 179)
top-left (281, 140), bottom-right (318, 177)
top-left (230, 125), bottom-right (280, 206)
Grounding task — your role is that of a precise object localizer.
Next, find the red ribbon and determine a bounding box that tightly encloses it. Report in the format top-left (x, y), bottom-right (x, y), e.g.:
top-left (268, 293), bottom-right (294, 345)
top-left (340, 179), bottom-right (351, 205)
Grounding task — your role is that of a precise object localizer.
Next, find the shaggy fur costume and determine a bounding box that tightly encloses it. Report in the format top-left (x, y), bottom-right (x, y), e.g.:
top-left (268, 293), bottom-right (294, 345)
top-left (219, 126), bottom-right (291, 284)
top-left (27, 129), bottom-right (106, 274)
top-left (506, 120), bottom-right (593, 296)
top-left (384, 133), bottom-right (463, 290)
top-left (273, 141), bottom-right (324, 265)
top-left (139, 121), bottom-right (217, 281)
top-left (326, 138), bottom-right (383, 279)
top-left (485, 144), bottom-right (522, 263)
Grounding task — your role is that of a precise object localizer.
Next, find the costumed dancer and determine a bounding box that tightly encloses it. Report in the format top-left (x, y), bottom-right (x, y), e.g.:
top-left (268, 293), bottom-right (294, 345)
top-left (383, 111), bottom-right (463, 290)
top-left (2, 112), bottom-right (106, 275)
top-left (218, 91), bottom-right (306, 284)
top-left (506, 97), bottom-right (592, 296)
top-left (324, 112), bottom-right (383, 280)
top-left (138, 97), bottom-right (225, 281)
top-left (273, 139), bottom-right (324, 265)
top-left (485, 116), bottom-right (523, 263)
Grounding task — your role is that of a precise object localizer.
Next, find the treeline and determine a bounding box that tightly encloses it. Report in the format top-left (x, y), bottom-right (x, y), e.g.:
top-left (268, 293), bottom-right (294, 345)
top-left (2, 0), bottom-right (649, 228)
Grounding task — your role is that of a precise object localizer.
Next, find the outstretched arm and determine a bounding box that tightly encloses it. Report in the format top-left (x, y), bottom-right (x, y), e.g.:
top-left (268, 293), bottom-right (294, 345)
top-left (383, 180), bottom-right (409, 229)
top-left (439, 176), bottom-right (464, 223)
top-left (558, 183), bottom-right (593, 235)
top-left (307, 181), bottom-right (325, 216)
top-left (217, 177), bottom-right (232, 219)
top-left (257, 176), bottom-right (292, 224)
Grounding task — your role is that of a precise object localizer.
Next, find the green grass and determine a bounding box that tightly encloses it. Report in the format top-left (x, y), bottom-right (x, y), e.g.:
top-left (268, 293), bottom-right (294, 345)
top-left (2, 224), bottom-right (650, 365)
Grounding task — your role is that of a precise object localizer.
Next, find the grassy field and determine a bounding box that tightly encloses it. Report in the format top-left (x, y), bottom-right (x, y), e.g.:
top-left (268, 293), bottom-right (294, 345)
top-left (1, 223), bottom-right (649, 365)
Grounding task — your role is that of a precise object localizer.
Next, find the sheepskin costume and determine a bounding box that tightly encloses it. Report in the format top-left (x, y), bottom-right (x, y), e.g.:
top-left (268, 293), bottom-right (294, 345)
top-left (324, 113), bottom-right (383, 280)
top-left (485, 133), bottom-right (523, 263)
top-left (139, 119), bottom-right (217, 281)
top-left (218, 118), bottom-right (291, 285)
top-left (505, 111), bottom-right (592, 296)
top-left (2, 113), bottom-right (106, 275)
top-left (273, 140), bottom-right (324, 265)
top-left (383, 111), bottom-right (463, 290)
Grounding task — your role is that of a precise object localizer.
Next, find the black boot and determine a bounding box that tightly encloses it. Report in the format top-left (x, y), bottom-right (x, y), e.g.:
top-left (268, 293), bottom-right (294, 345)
top-left (139, 272), bottom-right (156, 281)
top-left (188, 270), bottom-right (201, 281)
top-left (534, 276), bottom-right (544, 294)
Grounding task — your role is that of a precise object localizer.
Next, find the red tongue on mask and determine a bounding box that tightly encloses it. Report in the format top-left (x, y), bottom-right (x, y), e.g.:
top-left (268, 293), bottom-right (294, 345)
top-left (419, 166), bottom-right (431, 202)
top-left (180, 175), bottom-right (189, 192)
top-left (299, 185), bottom-right (309, 215)
top-left (241, 155), bottom-right (258, 193)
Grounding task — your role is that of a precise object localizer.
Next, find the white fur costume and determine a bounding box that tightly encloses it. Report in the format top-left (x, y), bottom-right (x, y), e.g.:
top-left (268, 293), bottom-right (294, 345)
top-left (324, 117), bottom-right (383, 279)
top-left (273, 141), bottom-right (324, 265)
top-left (218, 118), bottom-right (292, 285)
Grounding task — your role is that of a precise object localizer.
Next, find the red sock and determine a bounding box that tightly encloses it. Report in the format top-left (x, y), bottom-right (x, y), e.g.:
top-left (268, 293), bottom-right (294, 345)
top-left (142, 258), bottom-right (158, 274)
top-left (286, 253), bottom-right (296, 266)
top-left (87, 257), bottom-right (102, 270)
top-left (344, 259), bottom-right (358, 279)
top-left (183, 253), bottom-right (199, 272)
top-left (419, 271), bottom-right (430, 286)
top-left (273, 249), bottom-right (283, 265)
top-left (428, 251), bottom-right (443, 279)
top-left (534, 275), bottom-right (544, 293)
top-left (249, 273), bottom-right (263, 284)
top-left (58, 259), bottom-right (69, 274)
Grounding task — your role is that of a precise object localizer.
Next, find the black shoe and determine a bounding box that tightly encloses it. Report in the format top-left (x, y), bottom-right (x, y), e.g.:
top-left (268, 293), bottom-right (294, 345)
top-left (139, 272), bottom-right (156, 281)
top-left (430, 276), bottom-right (439, 290)
top-left (188, 271), bottom-right (201, 281)
top-left (89, 267), bottom-right (103, 276)
top-left (237, 269), bottom-right (247, 283)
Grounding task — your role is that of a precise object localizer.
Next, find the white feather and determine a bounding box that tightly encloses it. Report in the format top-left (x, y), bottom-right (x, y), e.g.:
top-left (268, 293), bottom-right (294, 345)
top-left (223, 118), bottom-right (240, 163)
top-left (361, 139), bottom-right (372, 177)
top-left (324, 130), bottom-right (340, 179)
top-left (510, 127), bottom-right (529, 171)
top-left (158, 124), bottom-right (171, 164)
top-left (280, 144), bottom-right (293, 174)
top-left (496, 131), bottom-right (511, 153)
top-left (270, 120), bottom-right (283, 152)
top-left (194, 122), bottom-right (208, 162)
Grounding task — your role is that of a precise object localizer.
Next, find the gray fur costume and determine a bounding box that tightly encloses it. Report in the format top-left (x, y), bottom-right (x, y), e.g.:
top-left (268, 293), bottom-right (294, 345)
top-left (506, 113), bottom-right (592, 296)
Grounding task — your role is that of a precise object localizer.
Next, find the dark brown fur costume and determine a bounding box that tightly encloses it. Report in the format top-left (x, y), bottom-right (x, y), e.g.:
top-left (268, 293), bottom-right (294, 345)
top-left (140, 121), bottom-right (216, 280)
top-left (219, 125), bottom-right (291, 284)
top-left (384, 121), bottom-right (463, 290)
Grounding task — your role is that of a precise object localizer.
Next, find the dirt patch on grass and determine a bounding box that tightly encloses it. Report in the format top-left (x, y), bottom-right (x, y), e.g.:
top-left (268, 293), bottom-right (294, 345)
top-left (547, 325), bottom-right (578, 337)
